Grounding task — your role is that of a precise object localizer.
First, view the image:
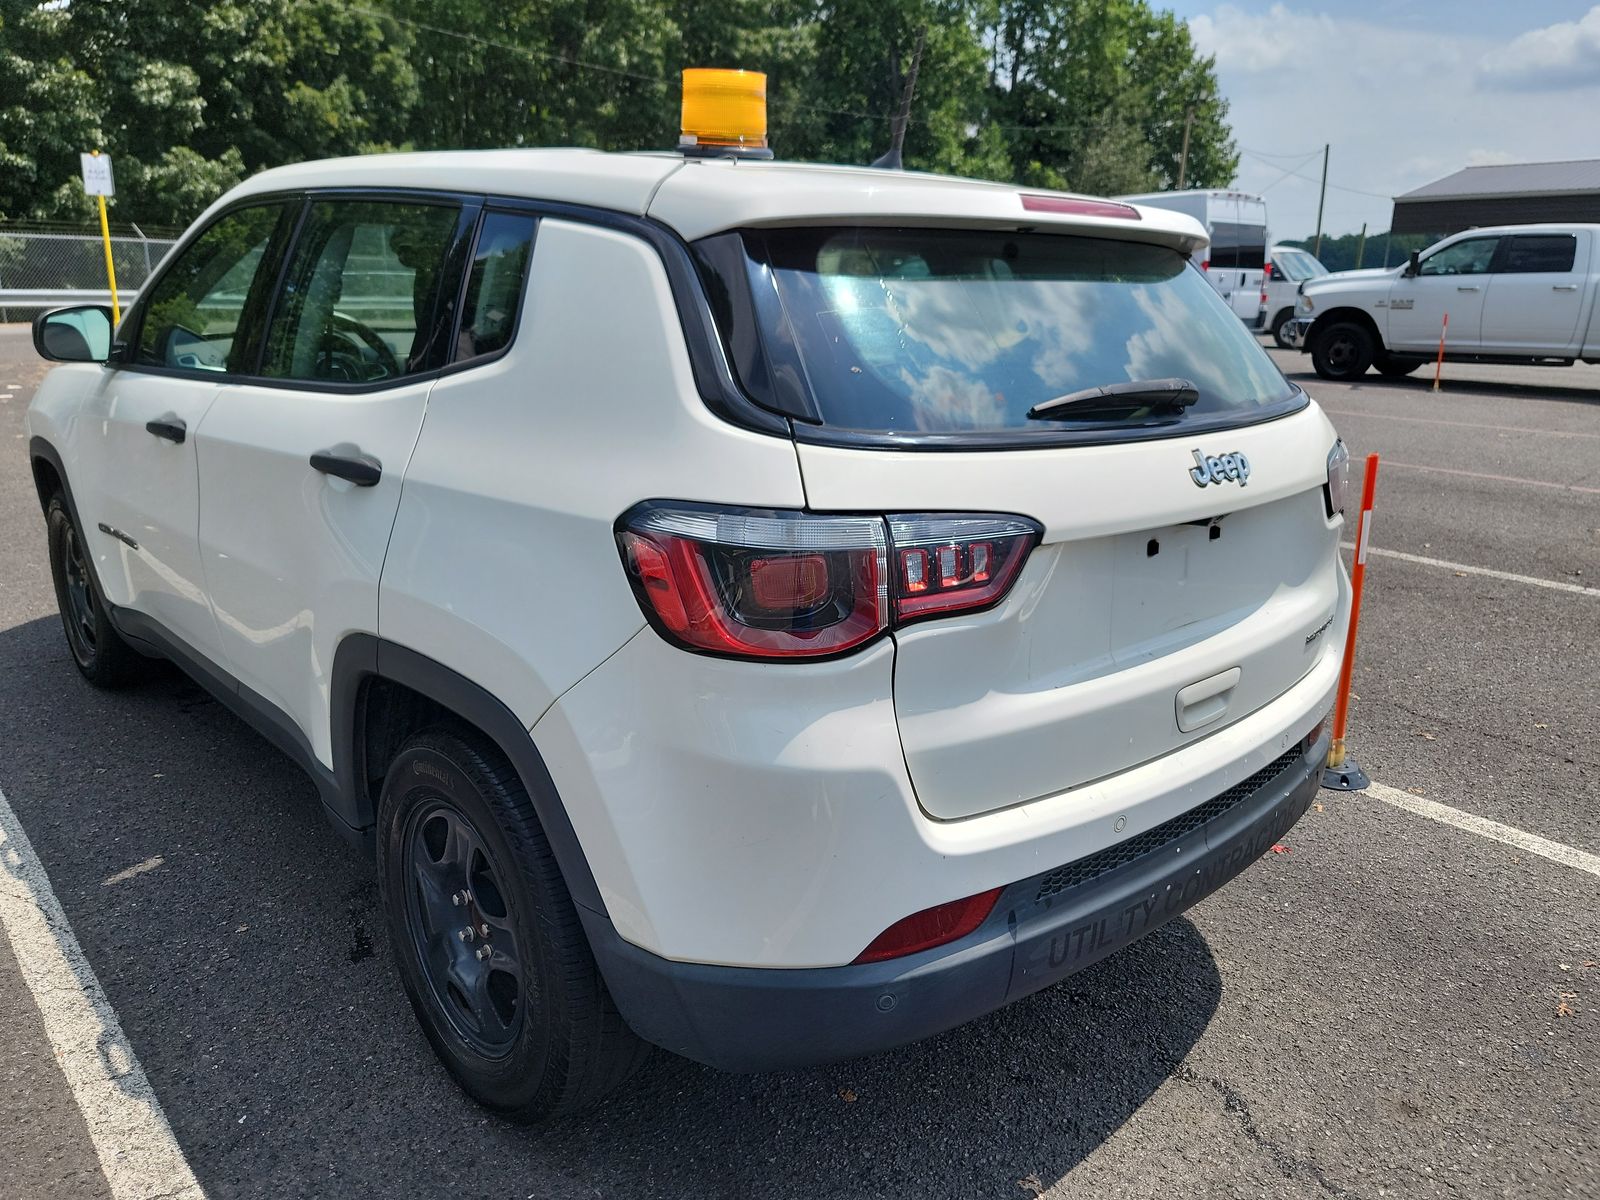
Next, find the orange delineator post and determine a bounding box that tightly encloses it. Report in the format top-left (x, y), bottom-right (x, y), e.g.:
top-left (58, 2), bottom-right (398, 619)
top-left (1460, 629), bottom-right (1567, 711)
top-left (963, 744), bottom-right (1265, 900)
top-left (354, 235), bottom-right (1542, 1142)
top-left (1432, 312), bottom-right (1448, 391)
top-left (1327, 453), bottom-right (1379, 774)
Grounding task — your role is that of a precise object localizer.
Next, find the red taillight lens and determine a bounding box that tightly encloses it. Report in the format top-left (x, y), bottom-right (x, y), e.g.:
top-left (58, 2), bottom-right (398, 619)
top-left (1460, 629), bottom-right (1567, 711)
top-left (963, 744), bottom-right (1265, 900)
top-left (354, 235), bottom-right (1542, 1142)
top-left (618, 505), bottom-right (889, 659)
top-left (889, 515), bottom-right (1039, 623)
top-left (853, 887), bottom-right (1004, 964)
top-left (617, 505), bottom-right (1041, 661)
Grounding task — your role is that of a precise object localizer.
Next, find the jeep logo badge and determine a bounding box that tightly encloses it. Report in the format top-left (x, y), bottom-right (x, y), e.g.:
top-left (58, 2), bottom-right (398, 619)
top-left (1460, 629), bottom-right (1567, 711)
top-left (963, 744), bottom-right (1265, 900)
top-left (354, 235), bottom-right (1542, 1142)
top-left (1189, 449), bottom-right (1250, 488)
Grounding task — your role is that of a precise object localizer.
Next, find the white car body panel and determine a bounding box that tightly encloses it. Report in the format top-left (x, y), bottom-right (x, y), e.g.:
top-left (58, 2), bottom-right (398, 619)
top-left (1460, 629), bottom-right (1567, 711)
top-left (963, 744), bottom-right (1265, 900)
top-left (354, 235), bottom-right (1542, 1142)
top-left (29, 364), bottom-right (227, 662)
top-left (378, 219), bottom-right (806, 730)
top-left (195, 379), bottom-right (433, 766)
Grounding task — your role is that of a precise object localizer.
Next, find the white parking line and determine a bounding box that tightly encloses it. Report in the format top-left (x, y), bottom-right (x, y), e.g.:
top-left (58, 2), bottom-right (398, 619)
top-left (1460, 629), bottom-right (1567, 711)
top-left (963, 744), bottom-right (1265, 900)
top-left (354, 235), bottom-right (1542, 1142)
top-left (1363, 780), bottom-right (1600, 879)
top-left (1381, 459), bottom-right (1600, 496)
top-left (1320, 407), bottom-right (1600, 441)
top-left (0, 786), bottom-right (205, 1200)
top-left (1342, 542), bottom-right (1600, 598)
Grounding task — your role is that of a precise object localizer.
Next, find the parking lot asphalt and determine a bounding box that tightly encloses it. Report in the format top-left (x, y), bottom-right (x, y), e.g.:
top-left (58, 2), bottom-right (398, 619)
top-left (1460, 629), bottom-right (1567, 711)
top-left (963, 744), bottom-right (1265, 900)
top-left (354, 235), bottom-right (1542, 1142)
top-left (1, 324), bottom-right (1597, 1199)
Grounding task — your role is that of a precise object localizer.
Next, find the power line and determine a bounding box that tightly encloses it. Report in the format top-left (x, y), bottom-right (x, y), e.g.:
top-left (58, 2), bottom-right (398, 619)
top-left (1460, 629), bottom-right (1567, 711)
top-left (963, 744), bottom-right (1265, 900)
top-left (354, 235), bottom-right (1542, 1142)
top-left (1239, 150), bottom-right (1394, 199)
top-left (344, 3), bottom-right (899, 124)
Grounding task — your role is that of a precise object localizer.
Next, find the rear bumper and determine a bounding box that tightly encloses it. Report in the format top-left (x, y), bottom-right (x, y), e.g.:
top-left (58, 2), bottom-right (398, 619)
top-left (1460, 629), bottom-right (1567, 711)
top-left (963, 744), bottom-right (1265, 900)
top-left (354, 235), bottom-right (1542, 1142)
top-left (584, 724), bottom-right (1327, 1072)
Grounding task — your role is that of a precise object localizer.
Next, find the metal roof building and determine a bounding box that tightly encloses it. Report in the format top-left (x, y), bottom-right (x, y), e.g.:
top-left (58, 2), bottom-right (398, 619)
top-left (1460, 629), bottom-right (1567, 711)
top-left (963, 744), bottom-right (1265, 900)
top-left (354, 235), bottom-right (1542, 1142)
top-left (1391, 160), bottom-right (1600, 235)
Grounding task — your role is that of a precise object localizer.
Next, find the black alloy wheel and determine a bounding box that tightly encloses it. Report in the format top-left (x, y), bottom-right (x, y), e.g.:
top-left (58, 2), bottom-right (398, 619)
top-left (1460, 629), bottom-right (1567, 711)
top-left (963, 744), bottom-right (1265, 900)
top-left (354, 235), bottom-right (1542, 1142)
top-left (377, 729), bottom-right (648, 1120)
top-left (401, 797), bottom-right (528, 1057)
top-left (44, 495), bottom-right (147, 687)
top-left (1311, 322), bottom-right (1376, 381)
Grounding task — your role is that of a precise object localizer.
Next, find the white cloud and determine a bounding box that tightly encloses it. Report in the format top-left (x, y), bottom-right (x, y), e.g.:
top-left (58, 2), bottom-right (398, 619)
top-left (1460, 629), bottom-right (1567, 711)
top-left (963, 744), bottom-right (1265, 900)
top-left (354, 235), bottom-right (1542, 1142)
top-left (1188, 4), bottom-right (1338, 73)
top-left (1181, 4), bottom-right (1600, 239)
top-left (1480, 6), bottom-right (1600, 91)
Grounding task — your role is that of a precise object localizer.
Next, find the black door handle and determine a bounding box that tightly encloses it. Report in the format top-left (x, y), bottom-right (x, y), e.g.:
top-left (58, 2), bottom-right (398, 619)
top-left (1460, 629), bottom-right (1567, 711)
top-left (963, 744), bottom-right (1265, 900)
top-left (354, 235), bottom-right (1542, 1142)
top-left (310, 447), bottom-right (382, 487)
top-left (145, 416), bottom-right (186, 443)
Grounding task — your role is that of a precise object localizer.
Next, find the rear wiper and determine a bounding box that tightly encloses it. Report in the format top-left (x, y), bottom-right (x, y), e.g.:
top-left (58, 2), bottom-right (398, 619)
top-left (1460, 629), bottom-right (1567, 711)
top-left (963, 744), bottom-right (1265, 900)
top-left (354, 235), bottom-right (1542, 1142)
top-left (1027, 377), bottom-right (1199, 419)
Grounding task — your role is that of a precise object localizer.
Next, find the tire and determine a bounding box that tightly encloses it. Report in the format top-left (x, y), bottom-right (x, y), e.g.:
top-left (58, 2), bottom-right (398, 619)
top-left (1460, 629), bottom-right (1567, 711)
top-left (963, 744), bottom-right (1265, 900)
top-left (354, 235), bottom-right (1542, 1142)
top-left (45, 495), bottom-right (148, 688)
top-left (1375, 355), bottom-right (1423, 379)
top-left (1310, 321), bottom-right (1377, 381)
top-left (377, 727), bottom-right (648, 1120)
top-left (1270, 309), bottom-right (1296, 349)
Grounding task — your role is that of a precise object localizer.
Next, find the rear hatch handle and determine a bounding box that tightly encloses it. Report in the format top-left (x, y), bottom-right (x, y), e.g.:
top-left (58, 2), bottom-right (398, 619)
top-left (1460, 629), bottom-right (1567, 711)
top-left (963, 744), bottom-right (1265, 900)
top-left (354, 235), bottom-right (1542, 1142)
top-left (1176, 667), bottom-right (1242, 733)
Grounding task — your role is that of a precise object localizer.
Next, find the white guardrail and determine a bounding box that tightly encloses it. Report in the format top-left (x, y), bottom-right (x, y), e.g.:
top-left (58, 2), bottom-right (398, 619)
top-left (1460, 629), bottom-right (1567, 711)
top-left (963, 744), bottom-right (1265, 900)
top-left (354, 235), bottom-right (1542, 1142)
top-left (0, 288), bottom-right (137, 309)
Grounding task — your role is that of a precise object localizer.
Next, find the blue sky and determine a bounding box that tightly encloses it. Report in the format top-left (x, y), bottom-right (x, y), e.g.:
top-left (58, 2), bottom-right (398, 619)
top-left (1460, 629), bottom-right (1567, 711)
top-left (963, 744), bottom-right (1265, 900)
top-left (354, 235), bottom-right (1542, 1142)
top-left (1164, 2), bottom-right (1600, 242)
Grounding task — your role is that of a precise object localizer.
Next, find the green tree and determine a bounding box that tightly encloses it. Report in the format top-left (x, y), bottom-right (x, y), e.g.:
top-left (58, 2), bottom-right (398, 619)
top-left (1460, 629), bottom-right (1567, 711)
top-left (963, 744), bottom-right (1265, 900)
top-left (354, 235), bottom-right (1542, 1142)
top-left (985, 0), bottom-right (1235, 195)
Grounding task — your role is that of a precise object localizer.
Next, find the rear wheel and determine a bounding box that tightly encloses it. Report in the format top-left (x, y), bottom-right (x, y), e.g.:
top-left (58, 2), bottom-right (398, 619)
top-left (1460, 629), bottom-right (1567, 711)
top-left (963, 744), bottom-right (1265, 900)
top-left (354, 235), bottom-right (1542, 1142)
top-left (377, 728), bottom-right (647, 1120)
top-left (1310, 321), bottom-right (1376, 381)
top-left (1270, 309), bottom-right (1296, 349)
top-left (1375, 355), bottom-right (1423, 378)
top-left (45, 496), bottom-right (148, 687)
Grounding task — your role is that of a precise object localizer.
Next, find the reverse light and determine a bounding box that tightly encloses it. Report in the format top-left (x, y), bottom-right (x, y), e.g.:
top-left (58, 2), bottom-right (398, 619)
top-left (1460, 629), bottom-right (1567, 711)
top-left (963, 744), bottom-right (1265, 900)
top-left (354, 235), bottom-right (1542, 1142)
top-left (617, 504), bottom-right (1042, 661)
top-left (854, 887), bottom-right (1004, 963)
top-left (1326, 439), bottom-right (1352, 518)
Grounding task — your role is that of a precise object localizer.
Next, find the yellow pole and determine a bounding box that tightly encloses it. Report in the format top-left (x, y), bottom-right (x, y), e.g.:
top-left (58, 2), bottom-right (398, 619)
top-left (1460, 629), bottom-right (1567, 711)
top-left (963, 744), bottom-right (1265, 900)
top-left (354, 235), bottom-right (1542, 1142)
top-left (92, 153), bottom-right (120, 325)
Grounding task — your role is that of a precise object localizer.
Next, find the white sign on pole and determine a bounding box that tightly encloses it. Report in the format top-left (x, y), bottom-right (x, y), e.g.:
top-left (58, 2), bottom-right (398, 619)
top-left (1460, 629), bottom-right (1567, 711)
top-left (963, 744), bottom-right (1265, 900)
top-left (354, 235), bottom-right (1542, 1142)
top-left (79, 153), bottom-right (115, 197)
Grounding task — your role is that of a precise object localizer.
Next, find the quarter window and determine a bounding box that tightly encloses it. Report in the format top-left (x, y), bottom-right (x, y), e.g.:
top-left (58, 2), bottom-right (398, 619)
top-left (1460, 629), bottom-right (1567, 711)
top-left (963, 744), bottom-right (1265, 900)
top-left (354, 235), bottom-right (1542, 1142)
top-left (261, 200), bottom-right (461, 383)
top-left (1418, 237), bottom-right (1499, 276)
top-left (135, 204), bottom-right (286, 372)
top-left (454, 211), bottom-right (536, 363)
top-left (1500, 234), bottom-right (1576, 274)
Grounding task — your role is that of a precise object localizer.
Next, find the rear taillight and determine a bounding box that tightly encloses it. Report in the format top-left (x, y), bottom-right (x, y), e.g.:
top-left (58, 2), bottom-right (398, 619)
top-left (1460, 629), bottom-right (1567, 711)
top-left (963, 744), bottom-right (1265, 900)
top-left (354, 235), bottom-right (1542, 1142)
top-left (889, 514), bottom-right (1038, 621)
top-left (617, 503), bottom-right (1041, 661)
top-left (853, 887), bottom-right (1004, 963)
top-left (1200, 258), bottom-right (1210, 271)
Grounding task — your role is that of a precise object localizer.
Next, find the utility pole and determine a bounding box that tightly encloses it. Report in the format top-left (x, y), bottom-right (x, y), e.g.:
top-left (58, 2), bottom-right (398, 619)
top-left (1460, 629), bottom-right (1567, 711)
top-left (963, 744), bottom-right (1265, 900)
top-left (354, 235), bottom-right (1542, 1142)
top-left (872, 26), bottom-right (927, 171)
top-left (1354, 222), bottom-right (1367, 268)
top-left (1312, 143), bottom-right (1329, 258)
top-left (1176, 106), bottom-right (1195, 189)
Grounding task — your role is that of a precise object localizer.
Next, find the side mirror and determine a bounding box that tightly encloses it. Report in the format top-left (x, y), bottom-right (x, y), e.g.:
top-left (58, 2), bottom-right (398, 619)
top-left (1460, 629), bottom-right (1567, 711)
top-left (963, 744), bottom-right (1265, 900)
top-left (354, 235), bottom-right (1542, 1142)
top-left (1268, 263), bottom-right (1285, 282)
top-left (1403, 250), bottom-right (1420, 278)
top-left (33, 305), bottom-right (115, 363)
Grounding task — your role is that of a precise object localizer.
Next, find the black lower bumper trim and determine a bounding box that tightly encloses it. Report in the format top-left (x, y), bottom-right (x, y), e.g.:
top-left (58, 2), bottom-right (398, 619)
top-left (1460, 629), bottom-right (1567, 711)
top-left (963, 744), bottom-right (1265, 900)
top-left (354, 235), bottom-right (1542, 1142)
top-left (584, 728), bottom-right (1328, 1072)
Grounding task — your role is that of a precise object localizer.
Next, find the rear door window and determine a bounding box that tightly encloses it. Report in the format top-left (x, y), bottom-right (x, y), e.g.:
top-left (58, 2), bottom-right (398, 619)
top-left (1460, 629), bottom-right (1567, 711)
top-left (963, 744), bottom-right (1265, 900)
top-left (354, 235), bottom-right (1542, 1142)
top-left (706, 227), bottom-right (1297, 436)
top-left (1209, 222), bottom-right (1266, 270)
top-left (261, 199), bottom-right (462, 384)
top-left (1499, 234), bottom-right (1576, 274)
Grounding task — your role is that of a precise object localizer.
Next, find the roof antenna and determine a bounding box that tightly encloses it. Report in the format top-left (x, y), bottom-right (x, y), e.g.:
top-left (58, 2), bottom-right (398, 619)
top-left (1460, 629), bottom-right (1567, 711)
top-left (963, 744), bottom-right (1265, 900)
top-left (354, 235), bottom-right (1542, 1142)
top-left (871, 26), bottom-right (926, 170)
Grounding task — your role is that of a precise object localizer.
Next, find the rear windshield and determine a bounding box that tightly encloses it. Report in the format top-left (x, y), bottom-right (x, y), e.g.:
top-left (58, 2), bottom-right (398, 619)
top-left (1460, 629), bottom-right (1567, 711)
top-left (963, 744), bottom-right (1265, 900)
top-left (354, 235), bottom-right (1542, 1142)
top-left (701, 227), bottom-right (1297, 436)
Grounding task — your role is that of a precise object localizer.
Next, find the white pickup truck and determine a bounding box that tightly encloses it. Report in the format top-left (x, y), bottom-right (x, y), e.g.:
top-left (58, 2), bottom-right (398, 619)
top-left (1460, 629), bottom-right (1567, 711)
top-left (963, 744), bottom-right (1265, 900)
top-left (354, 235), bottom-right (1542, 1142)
top-left (1290, 224), bottom-right (1600, 380)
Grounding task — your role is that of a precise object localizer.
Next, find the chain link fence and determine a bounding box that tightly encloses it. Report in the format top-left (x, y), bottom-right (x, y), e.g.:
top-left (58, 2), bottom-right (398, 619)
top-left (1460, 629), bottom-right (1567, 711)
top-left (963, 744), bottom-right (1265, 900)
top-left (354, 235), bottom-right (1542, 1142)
top-left (0, 224), bottom-right (180, 321)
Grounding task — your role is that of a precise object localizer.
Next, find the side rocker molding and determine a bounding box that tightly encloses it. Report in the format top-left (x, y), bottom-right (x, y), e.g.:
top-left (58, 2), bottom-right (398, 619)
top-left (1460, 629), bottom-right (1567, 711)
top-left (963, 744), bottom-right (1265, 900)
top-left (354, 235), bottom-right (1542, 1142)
top-left (332, 634), bottom-right (607, 915)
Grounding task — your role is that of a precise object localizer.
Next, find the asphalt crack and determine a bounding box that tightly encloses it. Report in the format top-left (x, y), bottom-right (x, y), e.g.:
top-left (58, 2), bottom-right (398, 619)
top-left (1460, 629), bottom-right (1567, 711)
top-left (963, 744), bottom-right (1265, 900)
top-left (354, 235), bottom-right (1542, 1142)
top-left (1169, 1062), bottom-right (1365, 1199)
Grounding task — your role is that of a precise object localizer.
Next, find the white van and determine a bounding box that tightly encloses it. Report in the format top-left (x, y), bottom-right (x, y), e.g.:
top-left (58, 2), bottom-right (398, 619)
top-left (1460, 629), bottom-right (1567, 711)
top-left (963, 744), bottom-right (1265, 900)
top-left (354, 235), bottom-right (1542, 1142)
top-left (29, 138), bottom-right (1351, 1117)
top-left (1264, 244), bottom-right (1330, 347)
top-left (1119, 189), bottom-right (1270, 325)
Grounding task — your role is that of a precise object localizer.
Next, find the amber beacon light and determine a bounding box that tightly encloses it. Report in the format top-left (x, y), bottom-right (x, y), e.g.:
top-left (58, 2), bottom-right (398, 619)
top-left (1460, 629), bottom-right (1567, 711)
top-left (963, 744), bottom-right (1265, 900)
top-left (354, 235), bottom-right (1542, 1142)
top-left (679, 68), bottom-right (773, 159)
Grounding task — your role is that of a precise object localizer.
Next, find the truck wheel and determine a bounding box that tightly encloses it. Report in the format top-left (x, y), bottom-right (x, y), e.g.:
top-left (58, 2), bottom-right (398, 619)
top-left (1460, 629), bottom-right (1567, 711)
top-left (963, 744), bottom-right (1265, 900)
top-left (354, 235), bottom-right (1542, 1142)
top-left (377, 727), bottom-right (648, 1121)
top-left (1375, 355), bottom-right (1423, 379)
top-left (45, 496), bottom-right (148, 688)
top-left (1310, 322), bottom-right (1376, 381)
top-left (1270, 309), bottom-right (1296, 349)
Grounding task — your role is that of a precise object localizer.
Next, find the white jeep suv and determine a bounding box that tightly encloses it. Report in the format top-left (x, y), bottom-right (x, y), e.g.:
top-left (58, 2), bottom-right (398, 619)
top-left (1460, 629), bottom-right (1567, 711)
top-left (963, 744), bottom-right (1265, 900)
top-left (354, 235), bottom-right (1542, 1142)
top-left (28, 149), bottom-right (1350, 1119)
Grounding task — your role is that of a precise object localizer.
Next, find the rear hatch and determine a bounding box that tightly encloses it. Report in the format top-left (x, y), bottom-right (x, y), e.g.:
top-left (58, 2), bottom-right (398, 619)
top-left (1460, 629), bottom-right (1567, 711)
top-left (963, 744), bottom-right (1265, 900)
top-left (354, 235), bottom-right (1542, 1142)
top-left (690, 218), bottom-right (1343, 821)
